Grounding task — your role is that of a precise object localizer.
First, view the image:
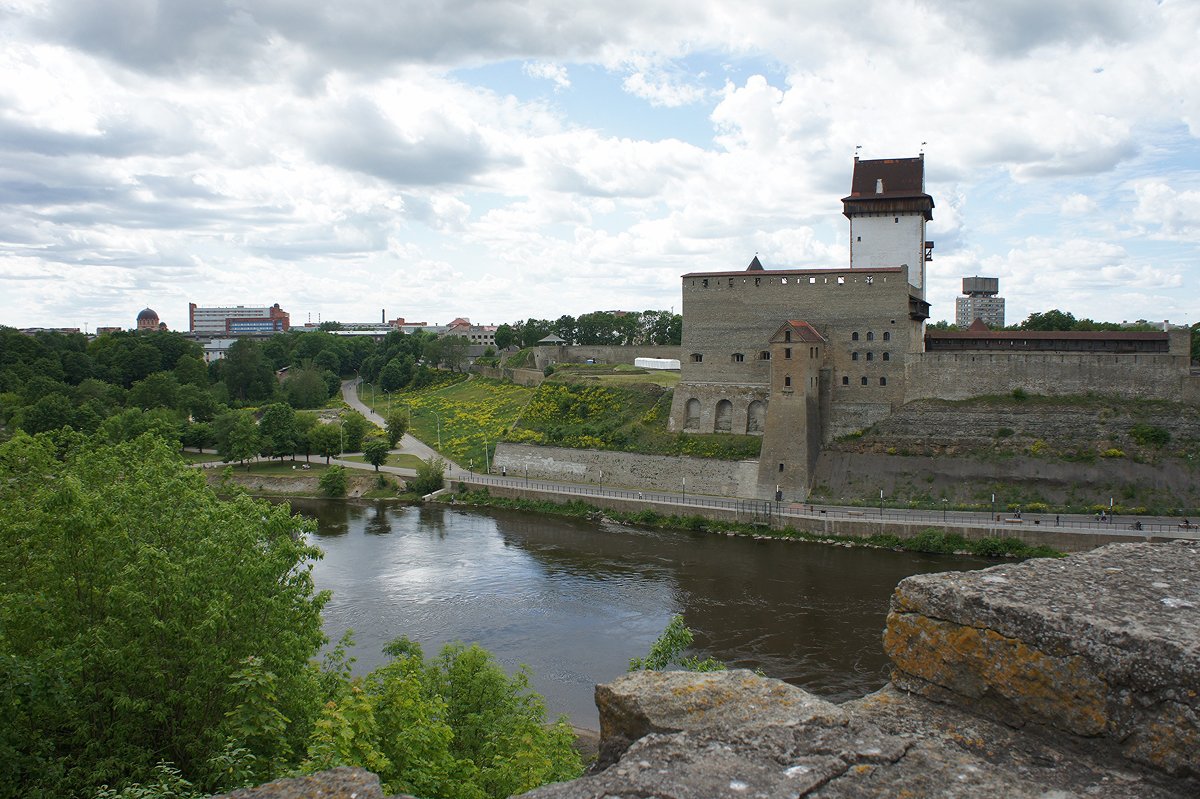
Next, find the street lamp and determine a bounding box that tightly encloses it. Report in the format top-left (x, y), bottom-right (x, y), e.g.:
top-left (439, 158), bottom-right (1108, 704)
top-left (429, 409), bottom-right (442, 449)
top-left (942, 499), bottom-right (948, 524)
top-left (337, 419), bottom-right (346, 456)
top-left (682, 475), bottom-right (686, 501)
top-left (879, 489), bottom-right (884, 517)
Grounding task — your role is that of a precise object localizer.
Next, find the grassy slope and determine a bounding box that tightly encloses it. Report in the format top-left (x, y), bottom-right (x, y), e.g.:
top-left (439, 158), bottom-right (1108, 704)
top-left (364, 369), bottom-right (761, 464)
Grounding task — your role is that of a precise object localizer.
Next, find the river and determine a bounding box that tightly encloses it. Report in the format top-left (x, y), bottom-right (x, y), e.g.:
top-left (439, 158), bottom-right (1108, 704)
top-left (290, 498), bottom-right (989, 728)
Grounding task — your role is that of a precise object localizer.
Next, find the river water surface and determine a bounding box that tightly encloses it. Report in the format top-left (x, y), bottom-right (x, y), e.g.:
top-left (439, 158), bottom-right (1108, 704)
top-left (292, 499), bottom-right (988, 727)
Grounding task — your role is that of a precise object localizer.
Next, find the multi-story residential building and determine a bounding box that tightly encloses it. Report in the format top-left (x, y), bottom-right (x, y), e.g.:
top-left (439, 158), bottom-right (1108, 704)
top-left (189, 303), bottom-right (289, 336)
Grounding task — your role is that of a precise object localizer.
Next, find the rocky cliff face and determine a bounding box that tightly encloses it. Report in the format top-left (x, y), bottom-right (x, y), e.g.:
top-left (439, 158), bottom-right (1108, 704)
top-left (228, 542), bottom-right (1200, 798)
top-left (522, 541), bottom-right (1199, 798)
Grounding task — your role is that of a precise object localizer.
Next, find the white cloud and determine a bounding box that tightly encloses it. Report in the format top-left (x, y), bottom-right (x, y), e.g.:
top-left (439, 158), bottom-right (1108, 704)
top-left (0, 0), bottom-right (1197, 329)
top-left (523, 61), bottom-right (570, 90)
top-left (1132, 180), bottom-right (1200, 241)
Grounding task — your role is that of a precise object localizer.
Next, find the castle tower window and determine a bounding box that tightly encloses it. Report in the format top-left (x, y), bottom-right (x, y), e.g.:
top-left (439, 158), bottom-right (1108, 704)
top-left (759, 351), bottom-right (771, 360)
top-left (852, 332), bottom-right (859, 341)
top-left (784, 330), bottom-right (792, 342)
top-left (732, 353), bottom-right (744, 362)
top-left (702, 279), bottom-right (709, 288)
top-left (784, 375), bottom-right (792, 387)
top-left (883, 331), bottom-right (891, 341)
top-left (852, 352), bottom-right (859, 361)
top-left (882, 352), bottom-right (890, 361)
top-left (866, 352), bottom-right (873, 361)
top-left (842, 376), bottom-right (849, 385)
top-left (861, 376), bottom-right (868, 385)
top-left (690, 353), bottom-right (703, 363)
top-left (880, 377), bottom-right (887, 386)
top-left (755, 277), bottom-right (761, 286)
top-left (866, 331), bottom-right (874, 341)
top-left (784, 348), bottom-right (792, 359)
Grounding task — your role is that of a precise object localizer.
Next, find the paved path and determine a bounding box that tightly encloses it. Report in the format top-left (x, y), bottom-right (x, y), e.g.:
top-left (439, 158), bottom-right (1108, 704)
top-left (340, 379), bottom-right (466, 476)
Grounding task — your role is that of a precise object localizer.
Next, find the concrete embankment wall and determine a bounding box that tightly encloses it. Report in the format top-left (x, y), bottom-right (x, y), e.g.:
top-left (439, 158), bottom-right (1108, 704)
top-left (446, 477), bottom-right (1153, 553)
top-left (474, 365), bottom-right (545, 386)
top-left (492, 443), bottom-right (760, 498)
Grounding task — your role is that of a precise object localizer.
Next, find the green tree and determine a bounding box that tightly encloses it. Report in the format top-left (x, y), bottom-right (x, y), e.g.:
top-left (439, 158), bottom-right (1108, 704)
top-left (379, 357), bottom-right (411, 392)
top-left (319, 464), bottom-right (348, 497)
top-left (1019, 309), bottom-right (1077, 331)
top-left (258, 403), bottom-right (299, 461)
top-left (283, 366), bottom-right (330, 409)
top-left (407, 456), bottom-right (445, 495)
top-left (128, 371), bottom-right (181, 410)
top-left (310, 422), bottom-right (343, 464)
top-left (363, 436), bottom-right (390, 471)
top-left (384, 409), bottom-right (409, 447)
top-left (493, 324), bottom-right (515, 351)
top-left (214, 409), bottom-right (261, 468)
top-left (341, 411), bottom-right (370, 453)
top-left (222, 340), bottom-right (276, 403)
top-left (301, 637), bottom-right (581, 799)
top-left (0, 433), bottom-right (327, 797)
top-left (440, 336), bottom-right (470, 373)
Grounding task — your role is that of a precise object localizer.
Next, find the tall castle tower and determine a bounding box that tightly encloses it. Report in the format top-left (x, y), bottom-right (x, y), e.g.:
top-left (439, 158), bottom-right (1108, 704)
top-left (841, 155), bottom-right (934, 297)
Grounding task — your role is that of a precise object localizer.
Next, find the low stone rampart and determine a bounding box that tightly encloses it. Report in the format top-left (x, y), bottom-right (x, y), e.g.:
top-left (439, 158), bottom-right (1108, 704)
top-left (474, 365), bottom-right (545, 386)
top-left (491, 443), bottom-right (760, 498)
top-left (907, 350), bottom-right (1190, 402)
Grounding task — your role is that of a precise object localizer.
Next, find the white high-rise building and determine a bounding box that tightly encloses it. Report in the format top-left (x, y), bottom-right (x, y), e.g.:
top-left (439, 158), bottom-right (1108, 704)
top-left (955, 277), bottom-right (1006, 328)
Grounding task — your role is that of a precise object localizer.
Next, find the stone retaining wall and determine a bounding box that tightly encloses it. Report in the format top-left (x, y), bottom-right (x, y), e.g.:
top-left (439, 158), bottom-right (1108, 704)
top-left (491, 443), bottom-right (760, 498)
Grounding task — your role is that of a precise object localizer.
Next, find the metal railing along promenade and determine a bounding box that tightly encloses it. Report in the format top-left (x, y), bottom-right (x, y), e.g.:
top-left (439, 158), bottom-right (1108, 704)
top-left (456, 473), bottom-right (1200, 540)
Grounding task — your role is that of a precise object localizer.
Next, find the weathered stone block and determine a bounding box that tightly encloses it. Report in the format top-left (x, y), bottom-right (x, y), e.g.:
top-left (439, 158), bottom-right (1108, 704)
top-left (884, 541), bottom-right (1200, 778)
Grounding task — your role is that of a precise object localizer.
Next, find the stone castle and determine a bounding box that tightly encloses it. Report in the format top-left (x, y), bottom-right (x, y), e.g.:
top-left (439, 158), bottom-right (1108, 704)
top-left (668, 156), bottom-right (1197, 500)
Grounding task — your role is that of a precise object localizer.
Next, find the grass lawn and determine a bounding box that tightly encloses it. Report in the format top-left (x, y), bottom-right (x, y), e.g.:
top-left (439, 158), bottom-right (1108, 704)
top-left (180, 451), bottom-right (225, 464)
top-left (340, 453), bottom-right (424, 470)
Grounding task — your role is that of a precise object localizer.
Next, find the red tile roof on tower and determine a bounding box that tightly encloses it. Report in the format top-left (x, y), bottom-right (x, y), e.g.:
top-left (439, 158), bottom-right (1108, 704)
top-left (770, 320), bottom-right (826, 344)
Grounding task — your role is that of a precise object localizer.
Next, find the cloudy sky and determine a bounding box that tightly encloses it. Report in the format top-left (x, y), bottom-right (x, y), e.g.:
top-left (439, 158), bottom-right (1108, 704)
top-left (2, 0), bottom-right (1198, 332)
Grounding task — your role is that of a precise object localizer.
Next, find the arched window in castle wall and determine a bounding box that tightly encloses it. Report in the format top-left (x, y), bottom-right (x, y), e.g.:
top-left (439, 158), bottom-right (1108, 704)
top-left (746, 400), bottom-right (766, 434)
top-left (685, 398), bottom-right (701, 430)
top-left (715, 399), bottom-right (733, 432)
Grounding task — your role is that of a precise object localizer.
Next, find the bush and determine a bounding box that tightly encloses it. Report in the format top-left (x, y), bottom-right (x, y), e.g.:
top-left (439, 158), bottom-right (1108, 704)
top-left (407, 456), bottom-right (445, 495)
top-left (0, 433), bottom-right (327, 797)
top-left (1101, 448), bottom-right (1125, 458)
top-left (1129, 424), bottom-right (1170, 448)
top-left (1011, 387), bottom-right (1028, 401)
top-left (319, 464), bottom-right (347, 497)
top-left (628, 615), bottom-right (725, 673)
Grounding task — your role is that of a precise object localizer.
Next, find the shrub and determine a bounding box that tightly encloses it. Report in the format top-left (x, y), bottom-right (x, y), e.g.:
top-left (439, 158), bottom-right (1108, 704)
top-left (319, 464), bottom-right (347, 497)
top-left (995, 427), bottom-right (1014, 438)
top-left (628, 615), bottom-right (725, 673)
top-left (1011, 387), bottom-right (1028, 401)
top-left (1101, 448), bottom-right (1125, 458)
top-left (1129, 424), bottom-right (1170, 448)
top-left (407, 457), bottom-right (445, 495)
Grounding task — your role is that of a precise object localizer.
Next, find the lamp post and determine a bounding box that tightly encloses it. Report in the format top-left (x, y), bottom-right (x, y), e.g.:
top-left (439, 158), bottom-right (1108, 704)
top-left (991, 493), bottom-right (996, 520)
top-left (879, 489), bottom-right (884, 517)
top-left (429, 409), bottom-right (442, 449)
top-left (942, 498), bottom-right (948, 524)
top-left (682, 475), bottom-right (686, 501)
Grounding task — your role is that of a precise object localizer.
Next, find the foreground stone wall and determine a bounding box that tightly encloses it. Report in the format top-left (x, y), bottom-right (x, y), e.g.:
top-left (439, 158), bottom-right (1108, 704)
top-left (885, 541), bottom-right (1200, 779)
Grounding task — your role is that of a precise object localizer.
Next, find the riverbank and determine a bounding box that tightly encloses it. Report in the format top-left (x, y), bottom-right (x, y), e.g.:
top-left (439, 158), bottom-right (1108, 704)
top-left (438, 488), bottom-right (1064, 559)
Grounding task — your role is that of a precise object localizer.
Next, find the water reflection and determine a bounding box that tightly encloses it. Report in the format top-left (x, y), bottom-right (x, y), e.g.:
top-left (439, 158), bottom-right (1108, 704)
top-left (288, 499), bottom-right (987, 727)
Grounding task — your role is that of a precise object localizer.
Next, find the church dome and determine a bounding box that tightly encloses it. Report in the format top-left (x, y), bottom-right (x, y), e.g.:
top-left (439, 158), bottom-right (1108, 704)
top-left (137, 307), bottom-right (158, 321)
